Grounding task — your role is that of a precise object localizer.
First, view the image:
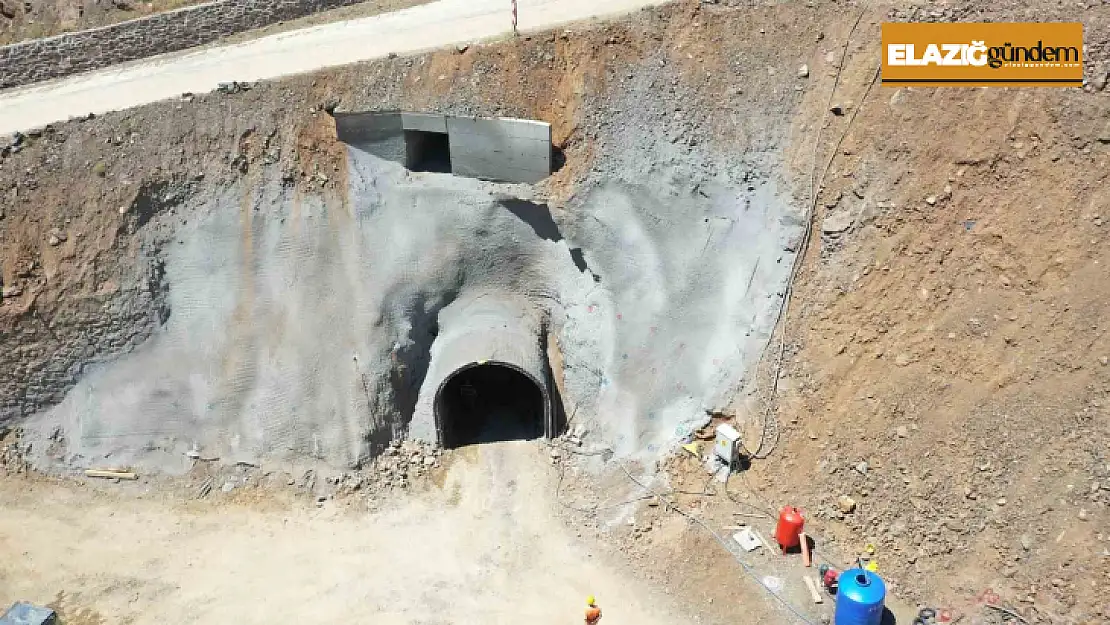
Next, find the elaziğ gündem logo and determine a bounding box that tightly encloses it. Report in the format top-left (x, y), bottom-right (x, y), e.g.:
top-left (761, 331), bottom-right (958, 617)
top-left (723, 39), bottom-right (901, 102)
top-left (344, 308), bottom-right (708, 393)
top-left (881, 22), bottom-right (1084, 87)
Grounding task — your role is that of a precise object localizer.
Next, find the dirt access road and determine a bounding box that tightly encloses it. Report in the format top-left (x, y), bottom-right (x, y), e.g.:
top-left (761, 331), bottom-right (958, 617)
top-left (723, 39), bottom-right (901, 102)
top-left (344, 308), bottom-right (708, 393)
top-left (0, 441), bottom-right (686, 624)
top-left (0, 0), bottom-right (670, 135)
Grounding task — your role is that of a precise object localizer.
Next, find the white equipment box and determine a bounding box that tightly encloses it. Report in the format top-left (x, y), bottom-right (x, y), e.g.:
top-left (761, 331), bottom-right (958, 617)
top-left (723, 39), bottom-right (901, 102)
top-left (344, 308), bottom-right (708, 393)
top-left (714, 423), bottom-right (742, 465)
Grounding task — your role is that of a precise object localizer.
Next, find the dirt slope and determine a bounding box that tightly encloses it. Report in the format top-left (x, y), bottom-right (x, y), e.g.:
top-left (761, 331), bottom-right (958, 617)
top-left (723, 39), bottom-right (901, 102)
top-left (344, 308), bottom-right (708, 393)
top-left (737, 4), bottom-right (1110, 623)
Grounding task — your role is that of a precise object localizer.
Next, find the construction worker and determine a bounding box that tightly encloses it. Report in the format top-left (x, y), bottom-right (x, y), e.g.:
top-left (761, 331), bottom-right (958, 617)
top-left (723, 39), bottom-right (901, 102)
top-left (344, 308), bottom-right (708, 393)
top-left (585, 595), bottom-right (602, 624)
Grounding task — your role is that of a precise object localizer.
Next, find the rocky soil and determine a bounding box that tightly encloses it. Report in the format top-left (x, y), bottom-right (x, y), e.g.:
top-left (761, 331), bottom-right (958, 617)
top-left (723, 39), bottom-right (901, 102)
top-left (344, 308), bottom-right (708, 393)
top-left (2, 1), bottom-right (1110, 624)
top-left (3, 419), bottom-right (446, 506)
top-left (189, 437), bottom-right (447, 506)
top-left (730, 4), bottom-right (1110, 624)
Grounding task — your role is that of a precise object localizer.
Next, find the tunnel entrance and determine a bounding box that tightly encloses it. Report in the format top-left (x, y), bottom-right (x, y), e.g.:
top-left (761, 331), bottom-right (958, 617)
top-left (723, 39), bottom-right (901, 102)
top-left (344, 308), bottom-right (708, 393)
top-left (434, 362), bottom-right (544, 448)
top-left (404, 130), bottom-right (452, 173)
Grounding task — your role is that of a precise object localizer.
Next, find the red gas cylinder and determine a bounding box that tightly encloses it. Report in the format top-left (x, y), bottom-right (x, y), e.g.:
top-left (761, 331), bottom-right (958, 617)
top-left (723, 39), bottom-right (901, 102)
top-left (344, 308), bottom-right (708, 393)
top-left (775, 506), bottom-right (805, 553)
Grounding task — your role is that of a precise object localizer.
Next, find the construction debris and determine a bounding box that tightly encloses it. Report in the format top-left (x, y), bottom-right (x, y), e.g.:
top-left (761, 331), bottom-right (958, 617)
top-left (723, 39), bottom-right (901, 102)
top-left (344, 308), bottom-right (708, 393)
top-left (803, 575), bottom-right (824, 604)
top-left (0, 602), bottom-right (56, 625)
top-left (84, 468), bottom-right (138, 480)
top-left (215, 81), bottom-right (252, 94)
top-left (732, 528), bottom-right (762, 552)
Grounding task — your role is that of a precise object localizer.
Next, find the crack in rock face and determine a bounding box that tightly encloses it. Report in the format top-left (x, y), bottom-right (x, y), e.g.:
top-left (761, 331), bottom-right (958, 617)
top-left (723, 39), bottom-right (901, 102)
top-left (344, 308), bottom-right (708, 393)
top-left (22, 142), bottom-right (799, 473)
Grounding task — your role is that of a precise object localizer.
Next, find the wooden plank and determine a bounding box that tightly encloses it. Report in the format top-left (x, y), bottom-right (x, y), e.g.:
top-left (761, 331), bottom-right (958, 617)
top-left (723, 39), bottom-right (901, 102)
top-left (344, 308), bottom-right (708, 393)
top-left (803, 576), bottom-right (824, 604)
top-left (85, 469), bottom-right (138, 480)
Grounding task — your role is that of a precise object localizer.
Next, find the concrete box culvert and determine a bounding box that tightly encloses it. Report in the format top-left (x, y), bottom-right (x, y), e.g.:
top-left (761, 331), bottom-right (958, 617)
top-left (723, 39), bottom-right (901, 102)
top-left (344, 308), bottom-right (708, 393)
top-left (334, 111), bottom-right (553, 184)
top-left (410, 291), bottom-right (556, 448)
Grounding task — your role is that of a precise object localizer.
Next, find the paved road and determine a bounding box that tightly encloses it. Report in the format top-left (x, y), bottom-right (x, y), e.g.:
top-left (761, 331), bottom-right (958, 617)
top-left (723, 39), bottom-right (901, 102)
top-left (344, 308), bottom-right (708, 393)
top-left (0, 0), bottom-right (665, 135)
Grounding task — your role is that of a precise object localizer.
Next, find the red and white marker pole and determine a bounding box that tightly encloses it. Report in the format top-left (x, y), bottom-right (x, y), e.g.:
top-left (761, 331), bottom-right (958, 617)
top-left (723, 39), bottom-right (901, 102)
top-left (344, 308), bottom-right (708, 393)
top-left (511, 0), bottom-right (518, 35)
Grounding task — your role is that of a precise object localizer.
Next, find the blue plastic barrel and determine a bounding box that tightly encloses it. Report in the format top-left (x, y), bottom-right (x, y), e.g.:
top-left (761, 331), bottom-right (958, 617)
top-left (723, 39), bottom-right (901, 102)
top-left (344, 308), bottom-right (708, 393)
top-left (834, 568), bottom-right (886, 625)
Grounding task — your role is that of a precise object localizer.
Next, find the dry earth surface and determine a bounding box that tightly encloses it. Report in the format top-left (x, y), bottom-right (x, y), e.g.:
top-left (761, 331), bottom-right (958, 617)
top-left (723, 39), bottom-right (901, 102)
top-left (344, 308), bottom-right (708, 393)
top-left (0, 441), bottom-right (694, 625)
top-left (2, 1), bottom-right (1110, 624)
top-left (737, 4), bottom-right (1110, 624)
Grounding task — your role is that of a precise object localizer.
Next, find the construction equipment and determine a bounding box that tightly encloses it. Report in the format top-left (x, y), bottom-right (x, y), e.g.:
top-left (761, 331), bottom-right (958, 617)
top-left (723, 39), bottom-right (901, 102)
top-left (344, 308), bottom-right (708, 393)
top-left (775, 506), bottom-right (805, 553)
top-left (713, 423), bottom-right (742, 466)
top-left (818, 564), bottom-right (840, 594)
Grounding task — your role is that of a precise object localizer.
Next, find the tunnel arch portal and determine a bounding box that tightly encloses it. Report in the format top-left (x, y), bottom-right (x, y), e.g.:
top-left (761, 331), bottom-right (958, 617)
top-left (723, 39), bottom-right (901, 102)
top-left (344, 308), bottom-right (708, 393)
top-left (408, 291), bottom-right (559, 449)
top-left (434, 360), bottom-right (548, 448)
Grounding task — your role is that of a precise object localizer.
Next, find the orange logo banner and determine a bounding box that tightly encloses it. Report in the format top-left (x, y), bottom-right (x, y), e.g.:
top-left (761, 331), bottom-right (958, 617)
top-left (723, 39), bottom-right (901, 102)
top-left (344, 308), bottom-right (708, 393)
top-left (881, 22), bottom-right (1084, 87)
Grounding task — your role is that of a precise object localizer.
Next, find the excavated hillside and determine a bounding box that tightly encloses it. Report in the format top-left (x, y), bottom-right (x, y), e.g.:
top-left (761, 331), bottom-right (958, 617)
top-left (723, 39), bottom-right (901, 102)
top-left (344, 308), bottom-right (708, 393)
top-left (761, 5), bottom-right (1110, 623)
top-left (1, 1), bottom-right (1109, 624)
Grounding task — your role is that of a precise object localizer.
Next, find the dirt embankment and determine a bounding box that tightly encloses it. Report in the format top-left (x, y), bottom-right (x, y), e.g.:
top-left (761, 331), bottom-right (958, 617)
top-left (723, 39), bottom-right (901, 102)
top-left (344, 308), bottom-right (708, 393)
top-left (740, 3), bottom-right (1110, 623)
top-left (770, 90), bottom-right (1110, 618)
top-left (0, 0), bottom-right (810, 428)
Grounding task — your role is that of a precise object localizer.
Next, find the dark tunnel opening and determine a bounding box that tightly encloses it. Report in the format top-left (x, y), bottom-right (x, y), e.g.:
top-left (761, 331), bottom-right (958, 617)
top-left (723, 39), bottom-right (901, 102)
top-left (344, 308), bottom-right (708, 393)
top-left (434, 363), bottom-right (545, 448)
top-left (404, 130), bottom-right (452, 173)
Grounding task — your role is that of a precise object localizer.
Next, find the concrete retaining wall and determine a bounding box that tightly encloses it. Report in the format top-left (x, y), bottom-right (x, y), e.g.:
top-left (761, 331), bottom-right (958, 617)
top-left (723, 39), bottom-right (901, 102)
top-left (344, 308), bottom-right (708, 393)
top-left (447, 116), bottom-right (551, 184)
top-left (0, 0), bottom-right (378, 90)
top-left (334, 111), bottom-right (553, 184)
top-left (333, 111), bottom-right (407, 163)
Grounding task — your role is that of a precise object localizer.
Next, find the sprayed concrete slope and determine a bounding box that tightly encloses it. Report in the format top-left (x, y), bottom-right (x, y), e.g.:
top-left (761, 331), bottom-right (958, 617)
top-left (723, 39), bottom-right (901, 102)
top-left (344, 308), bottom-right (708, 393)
top-left (24, 129), bottom-right (799, 470)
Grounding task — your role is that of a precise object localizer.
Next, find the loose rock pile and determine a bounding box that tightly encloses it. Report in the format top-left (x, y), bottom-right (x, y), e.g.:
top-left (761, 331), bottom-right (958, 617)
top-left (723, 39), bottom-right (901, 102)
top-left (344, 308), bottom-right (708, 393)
top-left (191, 439), bottom-right (447, 505)
top-left (341, 438), bottom-right (444, 497)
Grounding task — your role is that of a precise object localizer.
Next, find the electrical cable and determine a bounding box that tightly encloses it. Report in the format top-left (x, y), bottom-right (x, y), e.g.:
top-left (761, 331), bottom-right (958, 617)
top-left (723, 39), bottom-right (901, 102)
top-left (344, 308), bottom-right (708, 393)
top-left (617, 461), bottom-right (821, 625)
top-left (984, 604), bottom-right (1028, 624)
top-left (752, 60), bottom-right (881, 455)
top-left (723, 469), bottom-right (777, 520)
top-left (748, 10), bottom-right (868, 461)
top-left (551, 442), bottom-right (858, 622)
top-left (553, 443), bottom-right (661, 512)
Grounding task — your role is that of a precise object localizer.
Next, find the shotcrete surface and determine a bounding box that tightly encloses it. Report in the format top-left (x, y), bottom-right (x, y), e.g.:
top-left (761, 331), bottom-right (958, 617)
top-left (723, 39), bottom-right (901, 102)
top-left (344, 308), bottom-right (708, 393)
top-left (411, 289), bottom-right (550, 444)
top-left (25, 139), bottom-right (799, 470)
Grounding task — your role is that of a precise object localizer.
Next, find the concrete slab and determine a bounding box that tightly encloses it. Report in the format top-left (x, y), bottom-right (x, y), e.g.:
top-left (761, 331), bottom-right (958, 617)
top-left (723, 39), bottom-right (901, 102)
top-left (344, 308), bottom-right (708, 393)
top-left (447, 116), bottom-right (551, 142)
top-left (333, 111), bottom-right (406, 163)
top-left (446, 116), bottom-right (551, 183)
top-left (451, 158), bottom-right (550, 184)
top-left (402, 112), bottom-right (448, 134)
top-left (446, 129), bottom-right (549, 158)
top-left (334, 111), bottom-right (552, 183)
